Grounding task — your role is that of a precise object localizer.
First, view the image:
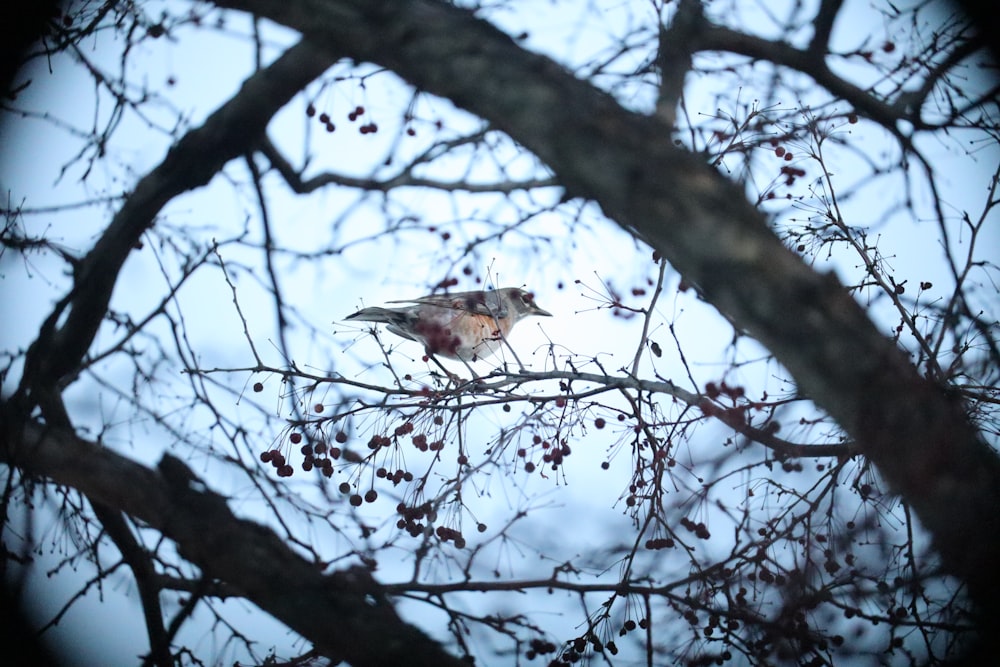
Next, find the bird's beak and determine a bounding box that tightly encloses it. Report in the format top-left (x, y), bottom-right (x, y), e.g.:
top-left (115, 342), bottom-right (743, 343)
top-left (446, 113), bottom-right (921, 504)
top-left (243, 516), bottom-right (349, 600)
top-left (532, 305), bottom-right (552, 317)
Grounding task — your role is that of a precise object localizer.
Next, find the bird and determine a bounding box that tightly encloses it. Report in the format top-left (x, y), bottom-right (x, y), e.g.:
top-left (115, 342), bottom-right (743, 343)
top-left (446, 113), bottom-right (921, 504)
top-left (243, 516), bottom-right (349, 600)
top-left (344, 287), bottom-right (551, 362)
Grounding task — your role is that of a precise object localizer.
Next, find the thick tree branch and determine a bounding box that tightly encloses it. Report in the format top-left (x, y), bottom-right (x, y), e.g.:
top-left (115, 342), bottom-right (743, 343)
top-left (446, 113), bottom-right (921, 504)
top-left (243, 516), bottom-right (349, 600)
top-left (14, 39), bottom-right (335, 406)
top-left (90, 504), bottom-right (172, 667)
top-left (655, 0), bottom-right (702, 126)
top-left (807, 0), bottom-right (844, 57)
top-left (0, 418), bottom-right (467, 667)
top-left (208, 0), bottom-right (1000, 630)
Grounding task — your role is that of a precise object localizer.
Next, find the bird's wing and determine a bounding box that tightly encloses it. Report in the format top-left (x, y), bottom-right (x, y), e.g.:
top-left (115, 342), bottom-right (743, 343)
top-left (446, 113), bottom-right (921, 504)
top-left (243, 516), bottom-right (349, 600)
top-left (387, 290), bottom-right (508, 318)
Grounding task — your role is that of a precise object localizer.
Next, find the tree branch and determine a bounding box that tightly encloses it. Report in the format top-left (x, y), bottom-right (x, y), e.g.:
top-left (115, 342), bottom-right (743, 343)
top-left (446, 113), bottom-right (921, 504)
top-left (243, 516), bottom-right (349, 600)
top-left (807, 0), bottom-right (843, 57)
top-left (258, 133), bottom-right (558, 194)
top-left (90, 504), bottom-right (172, 667)
top-left (1, 418), bottom-right (467, 667)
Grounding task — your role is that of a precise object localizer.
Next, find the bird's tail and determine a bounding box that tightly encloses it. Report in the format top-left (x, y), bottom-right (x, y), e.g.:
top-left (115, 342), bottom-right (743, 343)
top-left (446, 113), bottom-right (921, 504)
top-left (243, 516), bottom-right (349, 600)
top-left (343, 306), bottom-right (406, 324)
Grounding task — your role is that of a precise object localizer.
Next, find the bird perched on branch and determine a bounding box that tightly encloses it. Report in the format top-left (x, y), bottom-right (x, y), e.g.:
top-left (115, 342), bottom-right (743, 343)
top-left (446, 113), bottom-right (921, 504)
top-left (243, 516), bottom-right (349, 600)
top-left (345, 287), bottom-right (551, 362)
